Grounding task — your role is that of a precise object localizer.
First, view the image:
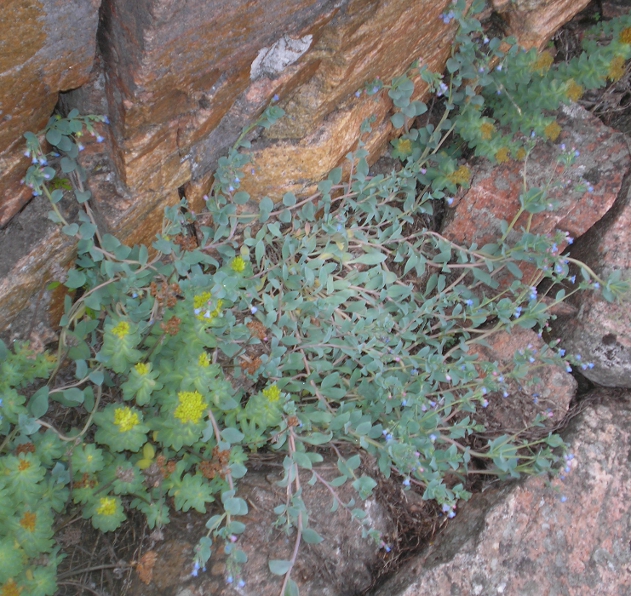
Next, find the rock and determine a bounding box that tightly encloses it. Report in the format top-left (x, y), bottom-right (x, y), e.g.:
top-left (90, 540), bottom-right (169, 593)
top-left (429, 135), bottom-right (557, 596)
top-left (552, 173), bottom-right (631, 387)
top-left (492, 0), bottom-right (591, 49)
top-left (470, 326), bottom-right (576, 433)
top-left (0, 0), bottom-right (100, 226)
top-left (127, 460), bottom-right (394, 596)
top-left (370, 389), bottom-right (631, 596)
top-left (442, 104), bottom-right (631, 287)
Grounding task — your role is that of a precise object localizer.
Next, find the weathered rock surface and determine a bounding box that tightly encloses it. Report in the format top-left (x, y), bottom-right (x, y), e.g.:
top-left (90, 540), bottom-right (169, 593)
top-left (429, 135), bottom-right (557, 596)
top-left (126, 461), bottom-right (394, 596)
top-left (442, 104), bottom-right (631, 289)
top-left (0, 0), bottom-right (100, 226)
top-left (492, 0), bottom-right (591, 49)
top-left (553, 167), bottom-right (631, 388)
top-left (370, 390), bottom-right (631, 596)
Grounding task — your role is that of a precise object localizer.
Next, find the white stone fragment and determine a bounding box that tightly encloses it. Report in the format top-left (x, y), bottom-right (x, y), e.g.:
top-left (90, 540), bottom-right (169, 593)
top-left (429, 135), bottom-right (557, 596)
top-left (250, 35), bottom-right (313, 79)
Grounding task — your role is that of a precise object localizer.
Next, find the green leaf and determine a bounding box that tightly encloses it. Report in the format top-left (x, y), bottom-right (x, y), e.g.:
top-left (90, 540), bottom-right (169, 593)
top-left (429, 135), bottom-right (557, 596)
top-left (283, 192), bottom-right (297, 206)
top-left (221, 427), bottom-right (244, 444)
top-left (391, 112), bottom-right (406, 129)
top-left (285, 578), bottom-right (300, 596)
top-left (269, 559), bottom-right (292, 576)
top-left (350, 252), bottom-right (387, 266)
top-left (45, 128), bottom-right (62, 146)
top-left (62, 223), bottom-right (79, 236)
top-left (302, 528), bottom-right (324, 544)
top-left (28, 386), bottom-right (49, 418)
top-left (234, 191), bottom-right (250, 204)
top-left (65, 269), bottom-right (86, 289)
top-left (75, 190), bottom-right (92, 203)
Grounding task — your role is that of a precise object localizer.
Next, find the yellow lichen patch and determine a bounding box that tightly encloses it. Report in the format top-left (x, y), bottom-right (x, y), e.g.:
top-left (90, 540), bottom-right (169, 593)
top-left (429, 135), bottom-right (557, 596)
top-left (532, 51), bottom-right (554, 73)
top-left (111, 321), bottom-right (130, 338)
top-left (114, 407), bottom-right (140, 432)
top-left (96, 497), bottom-right (117, 516)
top-left (19, 511), bottom-right (36, 532)
top-left (544, 121), bottom-right (562, 142)
top-left (608, 55), bottom-right (626, 82)
top-left (565, 79), bottom-right (584, 102)
top-left (495, 147), bottom-right (510, 163)
top-left (479, 122), bottom-right (495, 140)
top-left (263, 385), bottom-right (281, 403)
top-left (174, 391), bottom-right (208, 424)
top-left (447, 165), bottom-right (471, 186)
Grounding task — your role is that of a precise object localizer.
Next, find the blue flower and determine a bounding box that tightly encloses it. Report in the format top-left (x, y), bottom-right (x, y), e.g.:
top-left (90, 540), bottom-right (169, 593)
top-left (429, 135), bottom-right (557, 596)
top-left (227, 576), bottom-right (233, 584)
top-left (593, 282), bottom-right (600, 289)
top-left (569, 275), bottom-right (576, 284)
top-left (446, 197), bottom-right (454, 206)
top-left (560, 495), bottom-right (567, 503)
top-left (430, 434), bottom-right (437, 442)
top-left (272, 94), bottom-right (279, 102)
top-left (448, 510), bottom-right (456, 518)
top-left (355, 90), bottom-right (361, 97)
top-left (250, 306), bottom-right (258, 314)
top-left (575, 150), bottom-right (580, 157)
top-left (588, 185), bottom-right (594, 193)
top-left (560, 144), bottom-right (566, 151)
top-left (496, 64), bottom-right (502, 71)
top-left (191, 562), bottom-right (201, 577)
top-left (238, 580), bottom-right (246, 588)
top-left (403, 478), bottom-right (410, 487)
top-left (96, 135), bottom-right (104, 143)
top-left (503, 391), bottom-right (509, 398)
top-left (228, 185), bottom-right (234, 192)
top-left (529, 287), bottom-right (537, 301)
top-left (588, 362), bottom-right (594, 369)
top-left (566, 364), bottom-right (572, 372)
top-left (558, 349), bottom-right (566, 356)
top-left (465, 299), bottom-right (474, 306)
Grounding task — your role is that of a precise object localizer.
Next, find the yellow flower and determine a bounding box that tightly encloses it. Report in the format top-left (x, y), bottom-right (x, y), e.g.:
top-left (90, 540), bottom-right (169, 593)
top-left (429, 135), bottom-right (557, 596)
top-left (135, 362), bottom-right (150, 375)
top-left (544, 121), bottom-right (562, 141)
top-left (532, 51), bottom-right (554, 73)
top-left (174, 391), bottom-right (207, 424)
top-left (193, 292), bottom-right (223, 321)
top-left (230, 256), bottom-right (246, 273)
top-left (1, 579), bottom-right (21, 596)
top-left (495, 147), bottom-right (510, 163)
top-left (114, 407), bottom-right (140, 432)
top-left (111, 321), bottom-right (130, 338)
top-left (198, 352), bottom-right (211, 367)
top-left (17, 457), bottom-right (30, 471)
top-left (263, 385), bottom-right (281, 403)
top-left (96, 497), bottom-right (117, 516)
top-left (446, 165), bottom-right (471, 186)
top-left (395, 138), bottom-right (413, 156)
top-left (619, 27), bottom-right (631, 45)
top-left (193, 292), bottom-right (212, 310)
top-left (515, 147), bottom-right (527, 161)
top-left (565, 79), bottom-right (584, 102)
top-left (19, 511), bottom-right (36, 532)
top-left (608, 55), bottom-right (626, 82)
top-left (479, 122), bottom-right (495, 140)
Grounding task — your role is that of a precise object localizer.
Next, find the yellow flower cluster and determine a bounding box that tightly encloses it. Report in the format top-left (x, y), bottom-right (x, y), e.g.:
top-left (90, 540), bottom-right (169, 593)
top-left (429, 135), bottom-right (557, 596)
top-left (544, 121), bottom-right (562, 142)
top-left (532, 51), bottom-right (553, 73)
top-left (395, 138), bottom-right (413, 156)
top-left (447, 165), bottom-right (471, 186)
top-left (19, 511), bottom-right (36, 532)
top-left (96, 497), bottom-right (117, 516)
top-left (174, 391), bottom-right (207, 424)
top-left (263, 385), bottom-right (281, 403)
top-left (230, 256), bottom-right (246, 273)
top-left (619, 27), bottom-right (631, 45)
top-left (608, 55), bottom-right (626, 82)
top-left (193, 292), bottom-right (224, 322)
top-left (479, 122), bottom-right (495, 140)
top-left (1, 579), bottom-right (21, 596)
top-left (111, 321), bottom-right (130, 338)
top-left (515, 147), bottom-right (527, 161)
top-left (198, 352), bottom-right (211, 367)
top-left (495, 147), bottom-right (510, 163)
top-left (565, 79), bottom-right (584, 102)
top-left (135, 362), bottom-right (150, 375)
top-left (114, 407), bottom-right (140, 432)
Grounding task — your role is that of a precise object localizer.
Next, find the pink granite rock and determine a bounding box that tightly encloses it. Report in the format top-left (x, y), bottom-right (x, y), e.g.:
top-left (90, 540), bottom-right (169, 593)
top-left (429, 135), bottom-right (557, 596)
top-left (371, 390), bottom-right (631, 596)
top-left (553, 178), bottom-right (631, 387)
top-left (442, 104), bottom-right (631, 290)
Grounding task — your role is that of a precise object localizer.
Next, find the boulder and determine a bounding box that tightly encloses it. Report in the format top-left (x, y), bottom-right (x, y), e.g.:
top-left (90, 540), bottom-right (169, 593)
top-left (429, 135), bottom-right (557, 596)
top-left (370, 389), bottom-right (631, 596)
top-left (442, 104), bottom-right (631, 289)
top-left (553, 173), bottom-right (631, 387)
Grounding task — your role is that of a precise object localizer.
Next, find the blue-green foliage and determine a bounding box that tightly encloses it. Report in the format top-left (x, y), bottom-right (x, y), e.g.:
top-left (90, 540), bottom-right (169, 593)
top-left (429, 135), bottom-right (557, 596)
top-left (2, 2), bottom-right (630, 594)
